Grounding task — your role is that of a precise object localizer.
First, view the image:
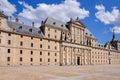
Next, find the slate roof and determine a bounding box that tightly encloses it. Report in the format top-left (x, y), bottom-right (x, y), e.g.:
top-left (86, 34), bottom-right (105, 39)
top-left (44, 17), bottom-right (95, 39)
top-left (85, 28), bottom-right (95, 38)
top-left (7, 21), bottom-right (44, 37)
top-left (44, 17), bottom-right (69, 30)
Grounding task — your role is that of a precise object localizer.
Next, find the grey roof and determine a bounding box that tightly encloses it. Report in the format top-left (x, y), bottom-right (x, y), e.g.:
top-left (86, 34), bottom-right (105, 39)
top-left (44, 17), bottom-right (69, 30)
top-left (7, 21), bottom-right (44, 37)
top-left (85, 28), bottom-right (95, 38)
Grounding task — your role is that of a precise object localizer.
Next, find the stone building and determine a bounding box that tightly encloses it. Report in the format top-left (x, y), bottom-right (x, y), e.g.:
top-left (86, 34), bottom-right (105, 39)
top-left (0, 12), bottom-right (120, 66)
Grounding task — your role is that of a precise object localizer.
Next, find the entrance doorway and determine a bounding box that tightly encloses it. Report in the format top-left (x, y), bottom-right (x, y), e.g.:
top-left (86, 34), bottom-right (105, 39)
top-left (77, 57), bottom-right (80, 65)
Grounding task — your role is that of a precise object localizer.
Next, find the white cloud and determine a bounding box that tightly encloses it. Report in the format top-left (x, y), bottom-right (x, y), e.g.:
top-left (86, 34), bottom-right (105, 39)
top-left (0, 0), bottom-right (17, 16)
top-left (95, 4), bottom-right (120, 34)
top-left (18, 0), bottom-right (89, 27)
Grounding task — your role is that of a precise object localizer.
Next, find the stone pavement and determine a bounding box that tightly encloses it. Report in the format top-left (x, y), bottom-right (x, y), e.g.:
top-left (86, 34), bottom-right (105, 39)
top-left (0, 64), bottom-right (120, 80)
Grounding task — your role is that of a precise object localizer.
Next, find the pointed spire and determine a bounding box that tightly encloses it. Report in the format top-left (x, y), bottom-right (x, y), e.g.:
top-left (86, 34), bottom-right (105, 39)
top-left (15, 14), bottom-right (19, 22)
top-left (112, 29), bottom-right (116, 41)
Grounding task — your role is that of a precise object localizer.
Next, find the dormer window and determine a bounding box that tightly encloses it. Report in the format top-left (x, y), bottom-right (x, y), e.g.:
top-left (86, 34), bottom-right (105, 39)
top-left (61, 25), bottom-right (63, 27)
top-left (19, 26), bottom-right (22, 29)
top-left (38, 30), bottom-right (41, 34)
top-left (53, 22), bottom-right (56, 25)
top-left (29, 28), bottom-right (32, 32)
top-left (90, 34), bottom-right (92, 36)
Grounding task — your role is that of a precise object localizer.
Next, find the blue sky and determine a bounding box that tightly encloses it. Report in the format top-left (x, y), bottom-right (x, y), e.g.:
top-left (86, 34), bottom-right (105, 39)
top-left (0, 0), bottom-right (120, 44)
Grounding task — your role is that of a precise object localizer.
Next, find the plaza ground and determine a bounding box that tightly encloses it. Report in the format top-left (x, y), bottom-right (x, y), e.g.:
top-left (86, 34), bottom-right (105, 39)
top-left (0, 64), bottom-right (120, 80)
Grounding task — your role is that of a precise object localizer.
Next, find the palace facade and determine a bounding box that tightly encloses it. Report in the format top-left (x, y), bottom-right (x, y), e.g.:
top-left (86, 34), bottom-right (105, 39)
top-left (0, 12), bottom-right (120, 66)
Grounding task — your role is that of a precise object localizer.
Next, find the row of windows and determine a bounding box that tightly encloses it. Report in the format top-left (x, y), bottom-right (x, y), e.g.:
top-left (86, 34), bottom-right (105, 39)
top-left (7, 49), bottom-right (57, 56)
top-left (48, 28), bottom-right (57, 32)
top-left (7, 57), bottom-right (57, 62)
top-left (7, 33), bottom-right (42, 41)
top-left (48, 34), bottom-right (57, 39)
top-left (7, 40), bottom-right (57, 49)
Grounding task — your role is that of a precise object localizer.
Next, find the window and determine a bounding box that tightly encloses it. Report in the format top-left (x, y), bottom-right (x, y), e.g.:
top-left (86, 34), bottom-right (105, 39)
top-left (48, 58), bottom-right (50, 62)
top-left (7, 57), bottom-right (10, 62)
top-left (48, 45), bottom-right (50, 49)
top-left (40, 58), bottom-right (42, 62)
top-left (48, 34), bottom-right (50, 37)
top-left (55, 53), bottom-right (57, 56)
top-left (48, 28), bottom-right (50, 31)
top-left (20, 35), bottom-right (23, 38)
top-left (55, 46), bottom-right (57, 50)
top-left (55, 35), bottom-right (56, 38)
top-left (53, 22), bottom-right (56, 25)
top-left (20, 57), bottom-right (22, 62)
top-left (55, 59), bottom-right (57, 62)
top-left (29, 28), bottom-right (32, 32)
top-left (8, 49), bottom-right (10, 53)
top-left (48, 40), bottom-right (50, 42)
top-left (31, 51), bottom-right (33, 55)
top-left (55, 30), bottom-right (57, 32)
top-left (31, 37), bottom-right (33, 40)
top-left (20, 41), bottom-right (23, 46)
top-left (40, 52), bottom-right (42, 55)
top-left (0, 19), bottom-right (1, 26)
top-left (40, 44), bottom-right (42, 48)
top-left (30, 58), bottom-right (33, 62)
top-left (8, 40), bottom-right (11, 45)
top-left (31, 43), bottom-right (33, 47)
top-left (20, 50), bottom-right (22, 54)
top-left (48, 52), bottom-right (50, 56)
top-left (40, 39), bottom-right (42, 41)
top-left (8, 33), bottom-right (11, 36)
top-left (0, 39), bottom-right (1, 43)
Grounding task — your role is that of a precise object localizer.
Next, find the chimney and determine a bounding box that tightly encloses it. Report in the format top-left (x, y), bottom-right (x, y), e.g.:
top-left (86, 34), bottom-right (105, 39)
top-left (76, 17), bottom-right (79, 20)
top-left (32, 22), bottom-right (34, 27)
top-left (15, 14), bottom-right (19, 22)
top-left (10, 16), bottom-right (12, 21)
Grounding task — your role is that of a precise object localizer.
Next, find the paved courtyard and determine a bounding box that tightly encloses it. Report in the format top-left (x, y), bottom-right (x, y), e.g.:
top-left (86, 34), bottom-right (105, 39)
top-left (0, 64), bottom-right (120, 80)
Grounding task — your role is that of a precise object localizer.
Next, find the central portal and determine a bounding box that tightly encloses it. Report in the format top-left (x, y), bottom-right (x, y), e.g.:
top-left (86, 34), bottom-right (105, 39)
top-left (77, 57), bottom-right (80, 65)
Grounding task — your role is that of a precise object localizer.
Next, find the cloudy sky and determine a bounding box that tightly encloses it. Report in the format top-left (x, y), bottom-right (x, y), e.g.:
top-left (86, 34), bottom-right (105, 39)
top-left (0, 0), bottom-right (120, 44)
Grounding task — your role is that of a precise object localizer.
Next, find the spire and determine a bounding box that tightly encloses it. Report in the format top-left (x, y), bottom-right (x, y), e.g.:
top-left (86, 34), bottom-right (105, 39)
top-left (15, 14), bottom-right (19, 22)
top-left (112, 29), bottom-right (116, 41)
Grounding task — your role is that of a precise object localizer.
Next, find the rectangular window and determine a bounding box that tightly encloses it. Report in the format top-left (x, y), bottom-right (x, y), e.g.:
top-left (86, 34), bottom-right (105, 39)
top-left (55, 35), bottom-right (56, 38)
top-left (8, 33), bottom-right (11, 36)
top-left (48, 45), bottom-right (50, 49)
top-left (30, 58), bottom-right (33, 62)
top-left (8, 40), bottom-right (11, 45)
top-left (48, 52), bottom-right (50, 56)
top-left (31, 51), bottom-right (33, 55)
top-left (0, 19), bottom-right (1, 26)
top-left (40, 58), bottom-right (42, 62)
top-left (0, 39), bottom-right (1, 43)
top-left (31, 37), bottom-right (33, 40)
top-left (7, 57), bottom-right (10, 62)
top-left (20, 57), bottom-right (22, 62)
top-left (8, 49), bottom-right (10, 53)
top-left (55, 46), bottom-right (57, 50)
top-left (55, 53), bottom-right (57, 56)
top-left (40, 52), bottom-right (42, 55)
top-left (31, 43), bottom-right (33, 47)
top-left (48, 28), bottom-right (50, 31)
top-left (20, 35), bottom-right (23, 38)
top-left (48, 34), bottom-right (50, 37)
top-left (40, 44), bottom-right (42, 48)
top-left (20, 41), bottom-right (23, 46)
top-left (40, 39), bottom-right (42, 41)
top-left (55, 59), bottom-right (57, 62)
top-left (48, 58), bottom-right (50, 62)
top-left (20, 50), bottom-right (23, 54)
